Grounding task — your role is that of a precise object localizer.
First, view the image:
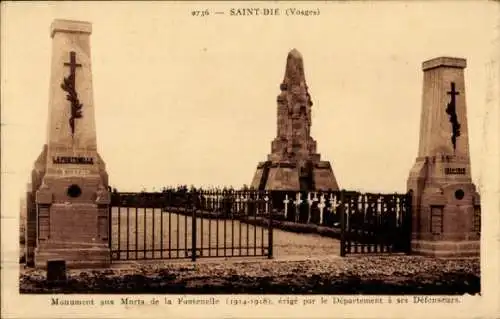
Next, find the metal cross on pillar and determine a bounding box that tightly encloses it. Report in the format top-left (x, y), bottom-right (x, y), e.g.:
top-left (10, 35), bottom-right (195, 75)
top-left (61, 51), bottom-right (83, 138)
top-left (64, 51), bottom-right (82, 80)
top-left (446, 82), bottom-right (461, 151)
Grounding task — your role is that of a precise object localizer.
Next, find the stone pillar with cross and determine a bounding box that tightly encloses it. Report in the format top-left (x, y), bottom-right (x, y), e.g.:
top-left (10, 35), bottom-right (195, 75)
top-left (407, 57), bottom-right (480, 257)
top-left (28, 19), bottom-right (111, 269)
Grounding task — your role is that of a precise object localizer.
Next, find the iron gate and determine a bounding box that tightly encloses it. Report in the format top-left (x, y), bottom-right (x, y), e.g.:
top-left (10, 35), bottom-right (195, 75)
top-left (108, 190), bottom-right (274, 261)
top-left (265, 190), bottom-right (412, 257)
top-left (339, 191), bottom-right (412, 256)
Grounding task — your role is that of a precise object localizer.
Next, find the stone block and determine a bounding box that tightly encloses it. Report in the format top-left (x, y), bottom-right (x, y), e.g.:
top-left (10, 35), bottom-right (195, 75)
top-left (265, 163), bottom-right (300, 190)
top-left (46, 260), bottom-right (67, 282)
top-left (312, 161), bottom-right (339, 191)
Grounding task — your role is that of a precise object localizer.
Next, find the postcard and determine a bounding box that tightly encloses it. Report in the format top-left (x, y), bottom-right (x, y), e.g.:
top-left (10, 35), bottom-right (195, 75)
top-left (1, 1), bottom-right (499, 318)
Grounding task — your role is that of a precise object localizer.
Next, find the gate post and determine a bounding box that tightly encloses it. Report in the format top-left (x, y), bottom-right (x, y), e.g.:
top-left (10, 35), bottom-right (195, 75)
top-left (267, 191), bottom-right (274, 259)
top-left (405, 190), bottom-right (413, 255)
top-left (340, 190), bottom-right (346, 257)
top-left (191, 192), bottom-right (197, 262)
top-left (108, 204), bottom-right (112, 251)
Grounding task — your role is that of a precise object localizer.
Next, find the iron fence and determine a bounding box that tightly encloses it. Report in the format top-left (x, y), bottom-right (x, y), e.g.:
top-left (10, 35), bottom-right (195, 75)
top-left (109, 188), bottom-right (411, 260)
top-left (109, 190), bottom-right (273, 261)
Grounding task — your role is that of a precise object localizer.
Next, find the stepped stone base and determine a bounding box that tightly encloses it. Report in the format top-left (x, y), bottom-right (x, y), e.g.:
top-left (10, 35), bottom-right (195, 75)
top-left (312, 161), bottom-right (338, 191)
top-left (251, 160), bottom-right (338, 191)
top-left (411, 240), bottom-right (480, 257)
top-left (35, 247), bottom-right (110, 269)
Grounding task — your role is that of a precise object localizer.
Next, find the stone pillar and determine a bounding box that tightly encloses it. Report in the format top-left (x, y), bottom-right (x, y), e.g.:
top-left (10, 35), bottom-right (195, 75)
top-left (26, 145), bottom-right (47, 267)
top-left (33, 19), bottom-right (111, 268)
top-left (407, 57), bottom-right (481, 257)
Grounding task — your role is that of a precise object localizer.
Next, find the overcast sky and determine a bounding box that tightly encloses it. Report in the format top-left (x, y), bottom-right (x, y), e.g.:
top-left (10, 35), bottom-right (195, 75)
top-left (1, 1), bottom-right (498, 214)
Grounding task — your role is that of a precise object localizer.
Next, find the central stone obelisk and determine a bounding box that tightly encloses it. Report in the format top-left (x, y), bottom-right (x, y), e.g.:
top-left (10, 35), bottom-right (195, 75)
top-left (251, 49), bottom-right (339, 191)
top-left (29, 19), bottom-right (111, 268)
top-left (407, 57), bottom-right (481, 257)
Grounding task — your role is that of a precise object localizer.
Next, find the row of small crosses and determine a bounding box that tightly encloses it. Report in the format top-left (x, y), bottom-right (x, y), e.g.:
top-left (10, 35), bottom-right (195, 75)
top-left (286, 193), bottom-right (341, 224)
top-left (286, 193), bottom-right (404, 224)
top-left (202, 192), bottom-right (404, 224)
top-left (201, 192), bottom-right (342, 225)
top-left (201, 192), bottom-right (403, 208)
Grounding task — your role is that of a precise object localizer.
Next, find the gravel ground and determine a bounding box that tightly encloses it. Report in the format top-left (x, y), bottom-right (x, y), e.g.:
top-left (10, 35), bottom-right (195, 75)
top-left (20, 255), bottom-right (479, 294)
top-left (272, 229), bottom-right (339, 258)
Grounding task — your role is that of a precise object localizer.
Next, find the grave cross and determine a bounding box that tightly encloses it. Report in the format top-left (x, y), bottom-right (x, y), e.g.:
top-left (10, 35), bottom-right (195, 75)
top-left (264, 194), bottom-right (269, 214)
top-left (283, 194), bottom-right (290, 220)
top-left (293, 193), bottom-right (302, 223)
top-left (307, 192), bottom-right (318, 224)
top-left (330, 195), bottom-right (340, 212)
top-left (318, 194), bottom-right (326, 225)
top-left (329, 194), bottom-right (342, 227)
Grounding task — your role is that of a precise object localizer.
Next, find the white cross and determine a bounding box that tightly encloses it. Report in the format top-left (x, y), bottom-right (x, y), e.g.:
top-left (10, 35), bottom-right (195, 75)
top-left (307, 192), bottom-right (317, 224)
top-left (329, 194), bottom-right (342, 226)
top-left (294, 192), bottom-right (302, 205)
top-left (357, 195), bottom-right (363, 212)
top-left (237, 194), bottom-right (244, 213)
top-left (283, 194), bottom-right (290, 219)
top-left (329, 194), bottom-right (340, 214)
top-left (254, 193), bottom-right (260, 216)
top-left (264, 194), bottom-right (269, 214)
top-left (211, 193), bottom-right (216, 211)
top-left (312, 192), bottom-right (319, 202)
top-left (395, 196), bottom-right (401, 220)
top-left (318, 194), bottom-right (326, 225)
top-left (293, 192), bottom-right (302, 223)
top-left (242, 193), bottom-right (248, 214)
top-left (243, 193), bottom-right (249, 215)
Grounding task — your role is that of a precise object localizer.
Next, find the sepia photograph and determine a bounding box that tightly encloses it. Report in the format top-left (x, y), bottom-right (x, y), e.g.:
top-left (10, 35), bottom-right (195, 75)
top-left (1, 1), bottom-right (499, 318)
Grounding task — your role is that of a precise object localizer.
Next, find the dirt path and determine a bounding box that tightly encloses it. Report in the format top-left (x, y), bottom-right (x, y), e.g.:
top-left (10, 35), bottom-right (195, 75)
top-left (272, 228), bottom-right (340, 259)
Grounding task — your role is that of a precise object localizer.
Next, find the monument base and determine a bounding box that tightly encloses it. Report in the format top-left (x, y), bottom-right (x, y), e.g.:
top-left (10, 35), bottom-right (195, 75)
top-left (250, 160), bottom-right (338, 191)
top-left (265, 162), bottom-right (300, 190)
top-left (34, 247), bottom-right (111, 269)
top-left (411, 240), bottom-right (480, 257)
top-left (32, 200), bottom-right (111, 269)
top-left (312, 161), bottom-right (339, 191)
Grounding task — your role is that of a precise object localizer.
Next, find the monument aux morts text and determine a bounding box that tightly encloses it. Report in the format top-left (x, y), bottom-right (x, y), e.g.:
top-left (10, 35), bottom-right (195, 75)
top-left (407, 57), bottom-right (481, 257)
top-left (26, 19), bottom-right (111, 268)
top-left (251, 49), bottom-right (339, 191)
